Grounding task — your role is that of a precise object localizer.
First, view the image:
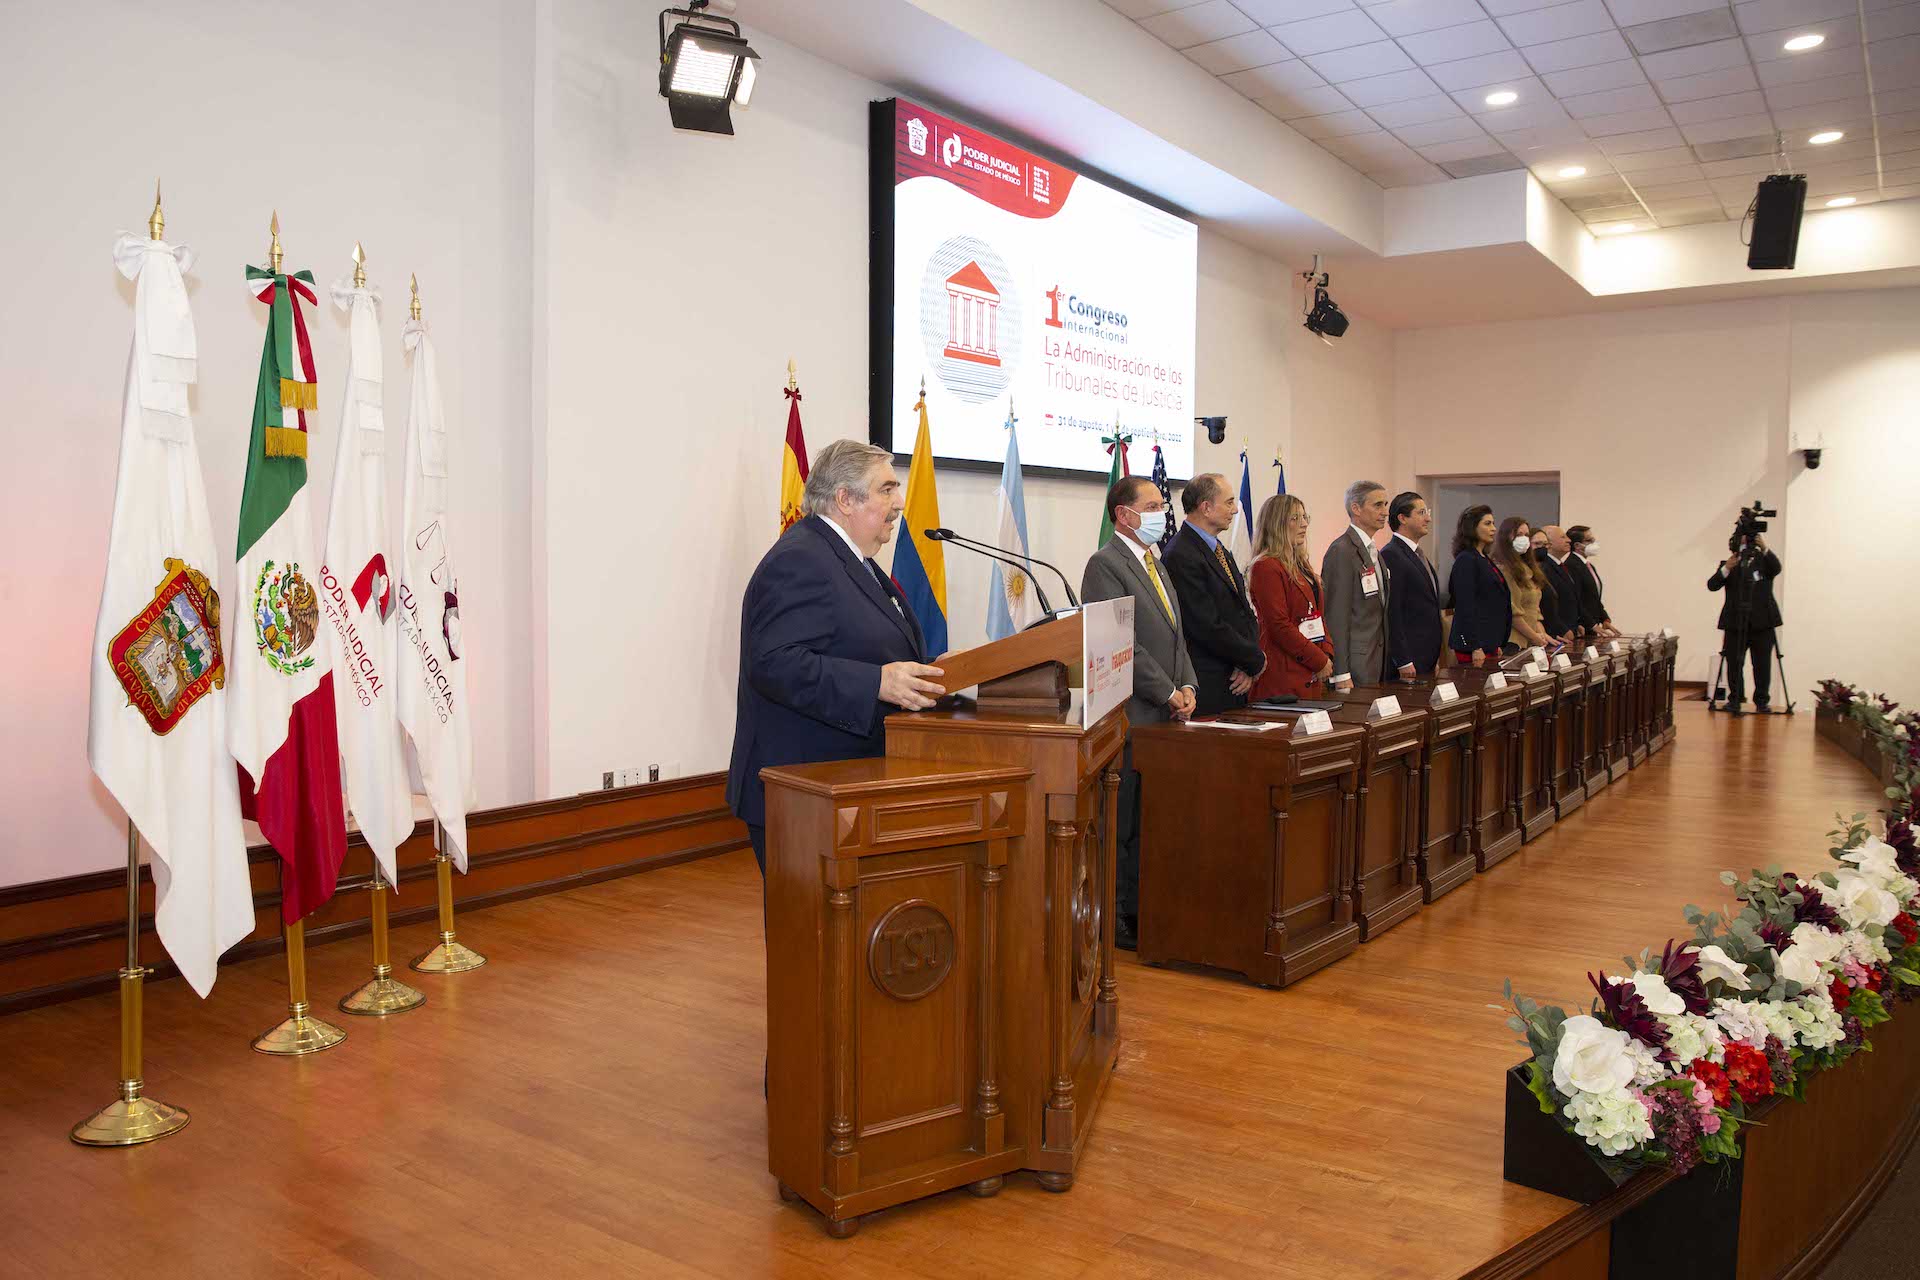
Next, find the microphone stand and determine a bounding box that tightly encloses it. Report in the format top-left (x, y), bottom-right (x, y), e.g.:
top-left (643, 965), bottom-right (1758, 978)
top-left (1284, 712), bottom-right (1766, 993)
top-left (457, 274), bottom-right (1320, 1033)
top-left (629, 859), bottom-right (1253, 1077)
top-left (926, 529), bottom-right (1070, 623)
top-left (931, 528), bottom-right (1081, 610)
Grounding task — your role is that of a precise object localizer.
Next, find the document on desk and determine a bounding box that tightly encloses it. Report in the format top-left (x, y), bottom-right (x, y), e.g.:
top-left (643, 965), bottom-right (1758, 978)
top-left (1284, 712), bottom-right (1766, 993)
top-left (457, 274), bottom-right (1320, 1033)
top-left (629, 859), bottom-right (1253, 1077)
top-left (1203, 720), bottom-right (1283, 732)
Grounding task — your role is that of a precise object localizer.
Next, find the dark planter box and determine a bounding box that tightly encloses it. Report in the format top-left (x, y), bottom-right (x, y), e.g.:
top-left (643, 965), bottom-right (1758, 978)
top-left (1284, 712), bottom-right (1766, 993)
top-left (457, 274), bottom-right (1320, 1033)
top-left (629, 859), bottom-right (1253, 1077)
top-left (1503, 1064), bottom-right (1636, 1204)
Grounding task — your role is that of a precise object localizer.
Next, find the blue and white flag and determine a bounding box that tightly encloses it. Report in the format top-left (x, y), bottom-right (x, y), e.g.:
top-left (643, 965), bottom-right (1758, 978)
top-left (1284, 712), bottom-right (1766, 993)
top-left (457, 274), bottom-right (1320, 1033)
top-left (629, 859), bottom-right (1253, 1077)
top-left (987, 401), bottom-right (1043, 639)
top-left (1274, 452), bottom-right (1287, 496)
top-left (1234, 448), bottom-right (1254, 552)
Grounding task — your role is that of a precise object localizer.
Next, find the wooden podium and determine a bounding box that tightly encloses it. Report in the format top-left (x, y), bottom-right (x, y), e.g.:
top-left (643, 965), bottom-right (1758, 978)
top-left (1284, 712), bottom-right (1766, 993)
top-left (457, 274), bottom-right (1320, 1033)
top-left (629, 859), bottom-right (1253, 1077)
top-left (761, 613), bottom-right (1126, 1236)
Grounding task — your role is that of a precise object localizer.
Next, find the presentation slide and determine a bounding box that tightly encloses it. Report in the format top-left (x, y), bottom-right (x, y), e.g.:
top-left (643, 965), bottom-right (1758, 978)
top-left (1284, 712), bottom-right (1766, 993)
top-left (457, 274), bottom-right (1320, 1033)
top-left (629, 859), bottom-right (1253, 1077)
top-left (872, 98), bottom-right (1199, 479)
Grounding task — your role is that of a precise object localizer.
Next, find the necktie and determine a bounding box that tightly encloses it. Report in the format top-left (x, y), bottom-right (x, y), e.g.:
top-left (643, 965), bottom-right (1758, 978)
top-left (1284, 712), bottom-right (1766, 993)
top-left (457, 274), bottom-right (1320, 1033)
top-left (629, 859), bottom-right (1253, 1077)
top-left (1212, 542), bottom-right (1234, 585)
top-left (867, 559), bottom-right (903, 616)
top-left (1144, 551), bottom-right (1175, 622)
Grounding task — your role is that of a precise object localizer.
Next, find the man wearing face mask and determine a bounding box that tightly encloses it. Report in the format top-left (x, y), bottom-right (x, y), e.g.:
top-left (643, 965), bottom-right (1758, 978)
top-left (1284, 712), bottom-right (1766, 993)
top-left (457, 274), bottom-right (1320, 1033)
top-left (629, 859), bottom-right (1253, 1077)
top-left (1083, 475), bottom-right (1198, 951)
top-left (1538, 525), bottom-right (1581, 642)
top-left (1565, 525), bottom-right (1618, 638)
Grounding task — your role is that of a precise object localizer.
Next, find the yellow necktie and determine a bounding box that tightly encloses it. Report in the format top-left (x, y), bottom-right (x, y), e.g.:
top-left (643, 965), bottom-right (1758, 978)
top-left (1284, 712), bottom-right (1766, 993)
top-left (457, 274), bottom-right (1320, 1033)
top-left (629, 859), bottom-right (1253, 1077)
top-left (1144, 551), bottom-right (1174, 622)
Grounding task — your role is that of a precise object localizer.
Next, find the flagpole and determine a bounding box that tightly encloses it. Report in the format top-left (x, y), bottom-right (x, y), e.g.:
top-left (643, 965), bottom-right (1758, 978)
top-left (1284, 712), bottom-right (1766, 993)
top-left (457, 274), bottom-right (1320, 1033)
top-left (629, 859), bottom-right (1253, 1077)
top-left (70, 817), bottom-right (192, 1145)
top-left (410, 820), bottom-right (487, 974)
top-left (253, 904), bottom-right (348, 1055)
top-left (339, 856), bottom-right (427, 1015)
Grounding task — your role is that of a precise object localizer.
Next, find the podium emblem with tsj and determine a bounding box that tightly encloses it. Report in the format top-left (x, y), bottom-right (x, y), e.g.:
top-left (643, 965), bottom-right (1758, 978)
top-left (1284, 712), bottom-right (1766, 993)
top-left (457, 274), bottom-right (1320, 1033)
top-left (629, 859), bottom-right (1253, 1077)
top-left (1081, 597), bottom-right (1134, 728)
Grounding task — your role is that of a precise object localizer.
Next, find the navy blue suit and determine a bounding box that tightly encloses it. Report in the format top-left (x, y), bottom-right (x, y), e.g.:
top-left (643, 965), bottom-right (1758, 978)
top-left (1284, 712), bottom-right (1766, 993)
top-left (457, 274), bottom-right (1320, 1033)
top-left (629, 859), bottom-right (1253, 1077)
top-left (1447, 549), bottom-right (1512, 656)
top-left (726, 515), bottom-right (926, 865)
top-left (1380, 535), bottom-right (1444, 676)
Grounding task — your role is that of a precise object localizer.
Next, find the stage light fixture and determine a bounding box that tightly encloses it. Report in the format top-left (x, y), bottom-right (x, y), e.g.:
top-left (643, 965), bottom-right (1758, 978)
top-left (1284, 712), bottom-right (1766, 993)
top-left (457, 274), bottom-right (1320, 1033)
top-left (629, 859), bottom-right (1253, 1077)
top-left (1783, 34), bottom-right (1824, 51)
top-left (1196, 416), bottom-right (1229, 444)
top-left (658, 1), bottom-right (761, 136)
top-left (1809, 130), bottom-right (1843, 145)
top-left (1827, 196), bottom-right (1856, 207)
top-left (1484, 89), bottom-right (1518, 106)
top-left (1557, 165), bottom-right (1587, 178)
top-left (1300, 255), bottom-right (1348, 339)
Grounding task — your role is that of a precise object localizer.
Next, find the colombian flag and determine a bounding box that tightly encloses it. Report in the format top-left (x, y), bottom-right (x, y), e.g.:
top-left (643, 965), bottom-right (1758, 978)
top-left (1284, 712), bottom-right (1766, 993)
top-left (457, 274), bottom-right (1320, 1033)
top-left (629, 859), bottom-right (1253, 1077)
top-left (893, 391), bottom-right (948, 656)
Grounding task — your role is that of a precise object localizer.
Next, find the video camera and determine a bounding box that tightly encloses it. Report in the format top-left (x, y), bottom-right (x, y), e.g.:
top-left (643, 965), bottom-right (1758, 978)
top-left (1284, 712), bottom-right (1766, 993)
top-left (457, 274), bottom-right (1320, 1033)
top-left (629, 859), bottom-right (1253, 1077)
top-left (1731, 499), bottom-right (1775, 551)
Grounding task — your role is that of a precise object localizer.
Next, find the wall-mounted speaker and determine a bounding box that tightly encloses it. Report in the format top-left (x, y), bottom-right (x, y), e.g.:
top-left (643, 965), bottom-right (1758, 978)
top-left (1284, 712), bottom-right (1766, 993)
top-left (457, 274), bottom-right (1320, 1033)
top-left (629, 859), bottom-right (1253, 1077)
top-left (1746, 174), bottom-right (1807, 271)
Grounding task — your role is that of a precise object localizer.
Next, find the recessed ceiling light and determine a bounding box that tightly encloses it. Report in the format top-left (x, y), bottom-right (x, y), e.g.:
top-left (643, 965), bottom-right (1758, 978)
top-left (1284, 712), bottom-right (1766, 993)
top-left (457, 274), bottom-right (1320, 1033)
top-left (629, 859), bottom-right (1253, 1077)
top-left (1485, 89), bottom-right (1518, 107)
top-left (1599, 223), bottom-right (1636, 235)
top-left (1558, 165), bottom-right (1587, 178)
top-left (1783, 34), bottom-right (1825, 52)
top-left (1809, 130), bottom-right (1844, 145)
top-left (1826, 196), bottom-right (1857, 207)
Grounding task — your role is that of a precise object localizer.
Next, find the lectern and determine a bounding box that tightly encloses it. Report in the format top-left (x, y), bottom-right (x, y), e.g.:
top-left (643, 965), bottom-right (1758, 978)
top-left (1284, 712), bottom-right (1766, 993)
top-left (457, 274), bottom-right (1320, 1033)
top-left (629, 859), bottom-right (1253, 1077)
top-left (761, 608), bottom-right (1129, 1236)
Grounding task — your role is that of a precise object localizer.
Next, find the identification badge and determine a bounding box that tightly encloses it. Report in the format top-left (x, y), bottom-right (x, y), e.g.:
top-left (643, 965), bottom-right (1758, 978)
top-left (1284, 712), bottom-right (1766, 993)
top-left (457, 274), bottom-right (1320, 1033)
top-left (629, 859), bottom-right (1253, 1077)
top-left (1360, 568), bottom-right (1379, 597)
top-left (1752, 569), bottom-right (1763, 582)
top-left (1299, 614), bottom-right (1327, 641)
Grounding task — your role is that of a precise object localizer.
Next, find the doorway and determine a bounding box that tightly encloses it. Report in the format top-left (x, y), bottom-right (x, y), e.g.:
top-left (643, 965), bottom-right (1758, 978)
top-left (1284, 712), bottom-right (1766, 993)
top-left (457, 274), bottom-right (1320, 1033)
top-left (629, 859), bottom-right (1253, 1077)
top-left (1423, 473), bottom-right (1560, 597)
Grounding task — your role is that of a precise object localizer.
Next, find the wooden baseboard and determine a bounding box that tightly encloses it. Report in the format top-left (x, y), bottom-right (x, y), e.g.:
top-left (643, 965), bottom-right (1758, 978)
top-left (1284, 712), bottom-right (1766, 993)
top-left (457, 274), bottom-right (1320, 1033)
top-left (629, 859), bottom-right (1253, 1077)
top-left (0, 773), bottom-right (746, 1016)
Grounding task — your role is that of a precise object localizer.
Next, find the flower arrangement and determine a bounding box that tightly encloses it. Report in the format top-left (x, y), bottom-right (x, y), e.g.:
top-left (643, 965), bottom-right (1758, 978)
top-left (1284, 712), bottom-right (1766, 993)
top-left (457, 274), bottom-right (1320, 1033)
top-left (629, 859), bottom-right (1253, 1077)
top-left (1506, 816), bottom-right (1920, 1175)
top-left (1815, 677), bottom-right (1920, 823)
top-left (1814, 679), bottom-right (1858, 713)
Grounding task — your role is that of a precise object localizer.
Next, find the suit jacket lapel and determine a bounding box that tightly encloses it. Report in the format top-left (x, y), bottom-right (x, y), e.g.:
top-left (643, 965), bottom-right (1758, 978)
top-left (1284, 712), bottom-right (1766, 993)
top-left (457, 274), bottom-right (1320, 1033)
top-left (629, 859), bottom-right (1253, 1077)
top-left (809, 517), bottom-right (920, 651)
top-left (1116, 540), bottom-right (1176, 626)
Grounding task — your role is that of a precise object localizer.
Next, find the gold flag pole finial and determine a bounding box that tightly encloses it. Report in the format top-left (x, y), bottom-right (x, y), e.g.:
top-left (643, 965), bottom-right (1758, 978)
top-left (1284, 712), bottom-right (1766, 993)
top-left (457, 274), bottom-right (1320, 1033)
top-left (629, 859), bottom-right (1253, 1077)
top-left (409, 273), bottom-right (422, 322)
top-left (787, 358), bottom-right (798, 391)
top-left (268, 211), bottom-right (283, 274)
top-left (919, 374), bottom-right (927, 399)
top-left (147, 181), bottom-right (164, 242)
top-left (352, 242), bottom-right (367, 290)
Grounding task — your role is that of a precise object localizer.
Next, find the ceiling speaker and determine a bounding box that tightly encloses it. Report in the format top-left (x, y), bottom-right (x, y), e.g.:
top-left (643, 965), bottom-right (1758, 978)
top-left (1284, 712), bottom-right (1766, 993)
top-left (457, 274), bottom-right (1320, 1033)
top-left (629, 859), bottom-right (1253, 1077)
top-left (1747, 174), bottom-right (1807, 271)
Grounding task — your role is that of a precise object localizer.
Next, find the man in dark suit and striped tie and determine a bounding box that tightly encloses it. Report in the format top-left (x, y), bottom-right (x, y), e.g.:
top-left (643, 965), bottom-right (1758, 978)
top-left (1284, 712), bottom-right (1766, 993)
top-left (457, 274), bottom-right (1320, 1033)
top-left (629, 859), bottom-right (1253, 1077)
top-left (1381, 490), bottom-right (1446, 677)
top-left (1162, 473), bottom-right (1264, 715)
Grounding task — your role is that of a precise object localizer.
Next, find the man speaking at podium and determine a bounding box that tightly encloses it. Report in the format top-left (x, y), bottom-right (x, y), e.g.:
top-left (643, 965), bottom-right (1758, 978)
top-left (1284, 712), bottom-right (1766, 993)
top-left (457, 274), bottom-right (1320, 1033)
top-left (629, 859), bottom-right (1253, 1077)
top-left (1082, 475), bottom-right (1197, 951)
top-left (727, 440), bottom-right (946, 872)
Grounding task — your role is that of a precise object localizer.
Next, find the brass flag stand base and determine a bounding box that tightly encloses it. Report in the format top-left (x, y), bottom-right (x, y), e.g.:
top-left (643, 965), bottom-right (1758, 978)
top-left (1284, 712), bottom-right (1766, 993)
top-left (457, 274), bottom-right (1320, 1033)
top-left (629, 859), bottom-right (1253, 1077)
top-left (409, 841), bottom-right (486, 974)
top-left (71, 819), bottom-right (191, 1147)
top-left (253, 919), bottom-right (347, 1055)
top-left (339, 863), bottom-right (426, 1016)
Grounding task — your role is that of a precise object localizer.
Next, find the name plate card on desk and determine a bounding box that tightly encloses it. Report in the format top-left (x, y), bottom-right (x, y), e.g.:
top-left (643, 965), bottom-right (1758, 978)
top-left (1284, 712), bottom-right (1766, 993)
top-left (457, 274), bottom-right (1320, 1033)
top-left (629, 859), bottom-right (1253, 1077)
top-left (1292, 710), bottom-right (1334, 737)
top-left (1367, 695), bottom-right (1403, 720)
top-left (1430, 682), bottom-right (1460, 706)
top-left (1608, 641), bottom-right (1622, 655)
top-left (1584, 646), bottom-right (1601, 662)
top-left (1521, 662), bottom-right (1543, 679)
top-left (1530, 647), bottom-right (1547, 665)
top-left (1551, 654), bottom-right (1572, 671)
top-left (1486, 672), bottom-right (1509, 690)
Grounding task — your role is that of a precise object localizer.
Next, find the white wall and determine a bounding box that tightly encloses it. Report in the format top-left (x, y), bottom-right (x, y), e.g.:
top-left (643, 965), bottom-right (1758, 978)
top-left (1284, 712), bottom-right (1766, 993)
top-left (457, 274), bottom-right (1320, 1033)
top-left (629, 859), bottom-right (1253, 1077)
top-left (1394, 291), bottom-right (1920, 700)
top-left (0, 0), bottom-right (535, 885)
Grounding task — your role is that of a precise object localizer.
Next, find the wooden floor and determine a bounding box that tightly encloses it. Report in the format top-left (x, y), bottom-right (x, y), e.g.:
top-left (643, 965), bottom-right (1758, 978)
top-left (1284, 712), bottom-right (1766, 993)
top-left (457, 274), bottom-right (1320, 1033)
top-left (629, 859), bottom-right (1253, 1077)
top-left (0, 704), bottom-right (1886, 1279)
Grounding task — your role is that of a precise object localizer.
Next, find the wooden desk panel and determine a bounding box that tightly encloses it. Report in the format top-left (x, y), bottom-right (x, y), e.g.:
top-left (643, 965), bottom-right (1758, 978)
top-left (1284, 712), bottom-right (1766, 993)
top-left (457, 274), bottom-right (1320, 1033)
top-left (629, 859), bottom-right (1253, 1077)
top-left (1516, 671), bottom-right (1559, 844)
top-left (1551, 663), bottom-right (1587, 820)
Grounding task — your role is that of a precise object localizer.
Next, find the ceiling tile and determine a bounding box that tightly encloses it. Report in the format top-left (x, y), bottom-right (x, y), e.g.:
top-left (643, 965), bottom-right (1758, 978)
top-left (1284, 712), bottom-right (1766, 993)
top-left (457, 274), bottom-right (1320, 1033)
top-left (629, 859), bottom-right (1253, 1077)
top-left (1542, 59), bottom-right (1648, 95)
top-left (1479, 98), bottom-right (1579, 130)
top-left (1220, 57), bottom-right (1330, 95)
top-left (1501, 123), bottom-right (1599, 148)
top-left (1647, 194), bottom-right (1724, 215)
top-left (1366, 91), bottom-right (1467, 123)
top-left (1656, 64), bottom-right (1761, 101)
top-left (1612, 143), bottom-right (1702, 169)
top-left (1676, 113), bottom-right (1775, 144)
top-left (1882, 86), bottom-right (1920, 113)
top-left (1756, 43), bottom-right (1861, 86)
top-left (1260, 83), bottom-right (1359, 115)
top-left (1770, 97), bottom-right (1873, 129)
top-left (1304, 39), bottom-right (1419, 78)
top-left (1426, 47), bottom-right (1537, 88)
top-left (1733, 0), bottom-right (1857, 37)
top-left (1290, 108), bottom-right (1385, 137)
top-left (1323, 130), bottom-right (1422, 162)
top-left (1657, 207), bottom-right (1730, 226)
top-left (1139, 0), bottom-right (1258, 47)
top-left (1440, 151), bottom-right (1529, 175)
top-left (1234, 0), bottom-right (1361, 21)
top-left (1497, 0), bottom-right (1616, 46)
top-left (1761, 72), bottom-right (1868, 109)
top-left (1539, 169), bottom-right (1631, 195)
top-left (1339, 66), bottom-right (1446, 103)
top-left (1419, 134), bottom-right (1514, 160)
top-left (1623, 160), bottom-right (1706, 184)
top-left (1639, 37), bottom-right (1751, 80)
top-left (1602, 0), bottom-right (1723, 24)
top-left (1667, 90), bottom-right (1768, 122)
top-left (1743, 19), bottom-right (1861, 62)
top-left (1106, 0), bottom-right (1211, 17)
top-left (1480, 0), bottom-right (1577, 14)
top-left (1870, 6), bottom-right (1920, 38)
top-left (1365, 0), bottom-right (1490, 36)
top-left (1561, 83), bottom-right (1663, 117)
top-left (1562, 187), bottom-right (1637, 209)
top-left (1369, 160), bottom-right (1457, 185)
top-left (1599, 125), bottom-right (1686, 153)
top-left (1522, 29), bottom-right (1635, 72)
top-left (1392, 113), bottom-right (1496, 144)
top-left (1580, 105), bottom-right (1680, 134)
top-left (1623, 8), bottom-right (1741, 53)
top-left (1270, 7), bottom-right (1390, 53)
top-left (1186, 28), bottom-right (1294, 71)
top-left (1402, 20), bottom-right (1515, 64)
top-left (1632, 177), bottom-right (1712, 199)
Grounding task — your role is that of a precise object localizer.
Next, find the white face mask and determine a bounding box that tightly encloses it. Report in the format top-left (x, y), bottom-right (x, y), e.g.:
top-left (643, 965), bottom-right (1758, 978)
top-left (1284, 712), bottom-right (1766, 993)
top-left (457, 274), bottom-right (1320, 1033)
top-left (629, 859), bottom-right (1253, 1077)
top-left (1583, 542), bottom-right (1599, 558)
top-left (1511, 536), bottom-right (1533, 553)
top-left (1133, 509), bottom-right (1167, 544)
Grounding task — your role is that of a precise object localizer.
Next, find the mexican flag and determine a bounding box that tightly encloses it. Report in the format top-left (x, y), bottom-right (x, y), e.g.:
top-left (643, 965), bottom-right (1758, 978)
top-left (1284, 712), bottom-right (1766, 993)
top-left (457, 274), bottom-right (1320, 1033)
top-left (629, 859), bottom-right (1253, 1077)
top-left (87, 233), bottom-right (253, 998)
top-left (229, 260), bottom-right (347, 923)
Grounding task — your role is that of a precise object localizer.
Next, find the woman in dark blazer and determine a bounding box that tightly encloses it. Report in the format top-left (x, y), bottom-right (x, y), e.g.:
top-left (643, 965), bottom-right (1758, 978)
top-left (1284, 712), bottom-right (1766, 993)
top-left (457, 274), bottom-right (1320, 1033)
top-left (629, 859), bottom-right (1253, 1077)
top-left (1248, 494), bottom-right (1334, 700)
top-left (1447, 504), bottom-right (1511, 663)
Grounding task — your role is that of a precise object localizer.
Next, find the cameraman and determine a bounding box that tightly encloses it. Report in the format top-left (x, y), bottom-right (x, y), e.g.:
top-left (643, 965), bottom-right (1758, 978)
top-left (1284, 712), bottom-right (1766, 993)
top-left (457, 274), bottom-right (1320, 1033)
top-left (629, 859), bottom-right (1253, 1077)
top-left (1709, 530), bottom-right (1781, 715)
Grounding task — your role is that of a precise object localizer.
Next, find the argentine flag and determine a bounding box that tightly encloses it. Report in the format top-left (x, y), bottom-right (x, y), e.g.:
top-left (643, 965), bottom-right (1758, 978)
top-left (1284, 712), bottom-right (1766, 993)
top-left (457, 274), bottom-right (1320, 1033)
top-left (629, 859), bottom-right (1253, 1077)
top-left (987, 403), bottom-right (1042, 639)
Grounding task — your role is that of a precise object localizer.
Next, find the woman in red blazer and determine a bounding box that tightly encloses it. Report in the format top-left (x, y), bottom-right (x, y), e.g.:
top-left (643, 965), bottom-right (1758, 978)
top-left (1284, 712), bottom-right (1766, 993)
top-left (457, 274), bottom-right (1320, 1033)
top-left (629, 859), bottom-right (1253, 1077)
top-left (1249, 494), bottom-right (1335, 701)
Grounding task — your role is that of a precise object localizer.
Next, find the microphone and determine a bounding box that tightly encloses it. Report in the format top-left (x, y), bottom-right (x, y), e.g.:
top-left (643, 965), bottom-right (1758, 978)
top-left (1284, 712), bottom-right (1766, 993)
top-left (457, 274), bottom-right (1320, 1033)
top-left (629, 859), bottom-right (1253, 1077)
top-left (927, 528), bottom-right (1081, 609)
top-left (924, 528), bottom-right (1057, 616)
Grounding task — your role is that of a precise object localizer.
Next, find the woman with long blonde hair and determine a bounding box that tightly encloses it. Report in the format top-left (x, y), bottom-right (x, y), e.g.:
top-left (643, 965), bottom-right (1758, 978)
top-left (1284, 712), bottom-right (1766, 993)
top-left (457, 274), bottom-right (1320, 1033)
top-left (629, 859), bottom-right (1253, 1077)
top-left (1248, 494), bottom-right (1335, 700)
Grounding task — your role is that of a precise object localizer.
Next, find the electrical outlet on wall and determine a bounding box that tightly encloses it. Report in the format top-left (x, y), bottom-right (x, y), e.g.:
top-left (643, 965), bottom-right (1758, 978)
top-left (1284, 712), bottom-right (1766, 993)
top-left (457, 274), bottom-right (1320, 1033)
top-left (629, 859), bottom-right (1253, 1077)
top-left (648, 764), bottom-right (660, 783)
top-left (602, 770), bottom-right (615, 790)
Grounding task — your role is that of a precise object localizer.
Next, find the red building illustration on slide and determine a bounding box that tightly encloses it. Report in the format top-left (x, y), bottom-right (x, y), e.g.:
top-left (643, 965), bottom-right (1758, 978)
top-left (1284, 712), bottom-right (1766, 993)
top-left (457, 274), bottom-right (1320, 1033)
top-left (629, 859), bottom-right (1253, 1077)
top-left (942, 260), bottom-right (1002, 368)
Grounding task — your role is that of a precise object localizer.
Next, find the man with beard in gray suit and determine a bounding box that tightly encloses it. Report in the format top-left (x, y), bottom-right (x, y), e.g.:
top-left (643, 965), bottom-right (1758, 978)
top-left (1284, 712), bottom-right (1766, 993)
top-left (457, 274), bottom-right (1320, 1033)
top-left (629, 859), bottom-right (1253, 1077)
top-left (1081, 474), bottom-right (1197, 952)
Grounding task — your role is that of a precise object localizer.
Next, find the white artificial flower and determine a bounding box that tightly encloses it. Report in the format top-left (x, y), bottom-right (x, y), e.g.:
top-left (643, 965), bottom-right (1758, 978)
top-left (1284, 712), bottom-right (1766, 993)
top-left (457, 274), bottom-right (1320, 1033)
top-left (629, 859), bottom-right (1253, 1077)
top-left (1711, 998), bottom-right (1771, 1048)
top-left (1841, 837), bottom-right (1902, 886)
top-left (1553, 1015), bottom-right (1638, 1096)
top-left (1897, 724), bottom-right (1911, 739)
top-left (1629, 971), bottom-right (1686, 1016)
top-left (1659, 1013), bottom-right (1724, 1067)
top-left (1830, 869), bottom-right (1900, 930)
top-left (1623, 1038), bottom-right (1665, 1088)
top-left (1841, 929), bottom-right (1891, 969)
top-left (1696, 945), bottom-right (1752, 991)
top-left (1778, 943), bottom-right (1827, 989)
top-left (1565, 1086), bottom-right (1654, 1157)
top-left (1786, 991), bottom-right (1845, 1051)
top-left (1791, 922), bottom-right (1846, 963)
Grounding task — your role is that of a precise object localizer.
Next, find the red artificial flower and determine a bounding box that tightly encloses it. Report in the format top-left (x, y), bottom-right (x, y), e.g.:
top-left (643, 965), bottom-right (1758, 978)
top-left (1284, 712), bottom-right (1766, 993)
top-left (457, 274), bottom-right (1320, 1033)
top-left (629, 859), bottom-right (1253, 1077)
top-left (1689, 1060), bottom-right (1732, 1110)
top-left (1829, 977), bottom-right (1853, 1009)
top-left (1862, 967), bottom-right (1885, 993)
top-left (1722, 1043), bottom-right (1775, 1104)
top-left (1893, 913), bottom-right (1919, 949)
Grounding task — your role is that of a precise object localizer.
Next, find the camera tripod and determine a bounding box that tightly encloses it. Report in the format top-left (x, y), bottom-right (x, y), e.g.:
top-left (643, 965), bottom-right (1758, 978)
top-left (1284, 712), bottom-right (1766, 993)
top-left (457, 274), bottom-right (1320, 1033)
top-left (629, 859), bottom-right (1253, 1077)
top-left (1708, 641), bottom-right (1796, 715)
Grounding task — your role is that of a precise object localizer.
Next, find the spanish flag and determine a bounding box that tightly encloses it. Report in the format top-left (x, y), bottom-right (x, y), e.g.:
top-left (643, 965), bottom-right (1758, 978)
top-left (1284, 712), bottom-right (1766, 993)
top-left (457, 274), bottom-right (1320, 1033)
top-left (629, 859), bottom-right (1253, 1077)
top-left (778, 382), bottom-right (809, 534)
top-left (892, 390), bottom-right (948, 655)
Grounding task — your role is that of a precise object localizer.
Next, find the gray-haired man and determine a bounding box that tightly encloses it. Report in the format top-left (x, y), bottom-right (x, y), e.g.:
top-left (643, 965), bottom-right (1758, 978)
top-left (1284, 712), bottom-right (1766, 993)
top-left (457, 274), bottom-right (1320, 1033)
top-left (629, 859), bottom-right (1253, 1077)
top-left (1320, 479), bottom-right (1391, 687)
